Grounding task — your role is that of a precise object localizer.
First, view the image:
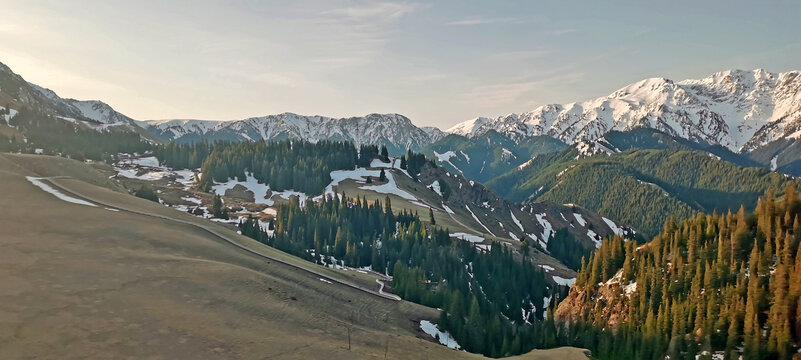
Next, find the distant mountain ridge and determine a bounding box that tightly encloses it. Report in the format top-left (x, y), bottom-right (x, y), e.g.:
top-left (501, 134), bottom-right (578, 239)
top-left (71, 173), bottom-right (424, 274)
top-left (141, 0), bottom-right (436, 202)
top-left (4, 58), bottom-right (800, 170)
top-left (448, 69), bottom-right (801, 153)
top-left (142, 113), bottom-right (447, 155)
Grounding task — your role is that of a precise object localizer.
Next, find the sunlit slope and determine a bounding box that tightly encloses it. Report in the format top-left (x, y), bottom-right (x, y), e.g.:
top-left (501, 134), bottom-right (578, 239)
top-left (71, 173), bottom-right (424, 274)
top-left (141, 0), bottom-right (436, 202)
top-left (0, 154), bottom-right (589, 360)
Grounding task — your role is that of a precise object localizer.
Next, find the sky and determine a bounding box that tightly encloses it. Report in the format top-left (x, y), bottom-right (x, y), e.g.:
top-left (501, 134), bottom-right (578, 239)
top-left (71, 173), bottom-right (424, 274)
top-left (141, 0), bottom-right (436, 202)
top-left (0, 0), bottom-right (799, 129)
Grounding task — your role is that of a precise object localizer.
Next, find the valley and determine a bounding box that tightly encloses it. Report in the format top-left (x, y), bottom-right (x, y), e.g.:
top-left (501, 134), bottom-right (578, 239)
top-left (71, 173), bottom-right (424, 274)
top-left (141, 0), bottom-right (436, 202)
top-left (1, 45), bottom-right (800, 358)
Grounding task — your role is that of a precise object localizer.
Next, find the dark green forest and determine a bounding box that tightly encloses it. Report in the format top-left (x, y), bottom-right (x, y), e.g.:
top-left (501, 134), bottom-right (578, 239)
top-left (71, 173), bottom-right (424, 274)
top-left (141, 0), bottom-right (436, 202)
top-left (0, 108), bottom-right (150, 161)
top-left (238, 194), bottom-right (570, 358)
top-left (489, 147), bottom-right (796, 237)
top-left (155, 140), bottom-right (359, 195)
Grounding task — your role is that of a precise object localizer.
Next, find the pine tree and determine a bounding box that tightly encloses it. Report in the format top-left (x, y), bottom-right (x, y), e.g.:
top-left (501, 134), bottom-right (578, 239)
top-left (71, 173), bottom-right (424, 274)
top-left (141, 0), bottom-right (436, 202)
top-left (380, 145), bottom-right (389, 161)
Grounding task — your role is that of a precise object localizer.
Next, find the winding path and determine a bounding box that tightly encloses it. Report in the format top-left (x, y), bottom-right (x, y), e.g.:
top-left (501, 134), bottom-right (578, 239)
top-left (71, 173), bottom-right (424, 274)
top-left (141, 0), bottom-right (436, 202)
top-left (40, 177), bottom-right (402, 302)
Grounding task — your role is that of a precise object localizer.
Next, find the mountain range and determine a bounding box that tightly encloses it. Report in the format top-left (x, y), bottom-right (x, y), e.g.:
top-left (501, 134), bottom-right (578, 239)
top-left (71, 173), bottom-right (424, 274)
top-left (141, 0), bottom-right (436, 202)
top-left (447, 69), bottom-right (801, 153)
top-left (142, 113), bottom-right (447, 155)
top-left (4, 59), bottom-right (800, 166)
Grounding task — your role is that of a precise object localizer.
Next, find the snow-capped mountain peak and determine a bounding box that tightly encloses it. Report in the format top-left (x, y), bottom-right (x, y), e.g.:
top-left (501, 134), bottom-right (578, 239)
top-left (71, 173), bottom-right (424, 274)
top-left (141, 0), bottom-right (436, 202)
top-left (143, 112), bottom-right (445, 154)
top-left (448, 69), bottom-right (801, 153)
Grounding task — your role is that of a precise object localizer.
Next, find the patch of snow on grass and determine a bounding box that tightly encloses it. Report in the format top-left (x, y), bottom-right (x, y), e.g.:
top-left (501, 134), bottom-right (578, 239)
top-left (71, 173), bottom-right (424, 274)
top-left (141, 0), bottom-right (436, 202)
top-left (26, 177), bottom-right (97, 207)
top-left (602, 217), bottom-right (624, 236)
top-left (510, 211), bottom-right (525, 232)
top-left (539, 265), bottom-right (555, 272)
top-left (552, 276), bottom-right (576, 287)
top-left (450, 232), bottom-right (484, 243)
top-left (212, 174), bottom-right (272, 205)
top-left (116, 169), bottom-right (170, 181)
top-left (442, 203), bottom-right (454, 214)
top-left (429, 180), bottom-right (442, 196)
top-left (420, 320), bottom-right (461, 350)
top-left (508, 232), bottom-right (520, 241)
top-left (370, 158), bottom-right (392, 168)
top-left (1, 107), bottom-right (18, 126)
top-left (321, 167), bottom-right (380, 199)
top-left (433, 150), bottom-right (463, 173)
top-left (770, 156), bottom-right (778, 171)
top-left (535, 213), bottom-right (553, 247)
top-left (181, 196), bottom-right (202, 205)
top-left (174, 170), bottom-right (196, 188)
top-left (465, 205), bottom-right (494, 236)
top-left (573, 213), bottom-right (586, 227)
top-left (587, 229), bottom-right (602, 248)
top-left (128, 156), bottom-right (160, 167)
top-left (360, 171), bottom-right (417, 201)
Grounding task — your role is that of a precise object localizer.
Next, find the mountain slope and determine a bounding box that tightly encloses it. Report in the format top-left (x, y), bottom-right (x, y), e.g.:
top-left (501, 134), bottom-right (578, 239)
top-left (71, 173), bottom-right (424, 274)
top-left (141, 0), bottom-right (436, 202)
top-left (422, 131), bottom-right (567, 183)
top-left (2, 153), bottom-right (597, 359)
top-left (144, 113), bottom-right (446, 155)
top-left (448, 69), bottom-right (801, 154)
top-left (0, 61), bottom-right (153, 159)
top-left (554, 188), bottom-right (801, 359)
top-left (488, 145), bottom-right (797, 237)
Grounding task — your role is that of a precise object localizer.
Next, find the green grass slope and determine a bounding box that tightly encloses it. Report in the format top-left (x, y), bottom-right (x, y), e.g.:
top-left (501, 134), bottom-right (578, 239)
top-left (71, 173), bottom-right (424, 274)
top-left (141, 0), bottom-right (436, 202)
top-left (0, 153), bottom-right (589, 360)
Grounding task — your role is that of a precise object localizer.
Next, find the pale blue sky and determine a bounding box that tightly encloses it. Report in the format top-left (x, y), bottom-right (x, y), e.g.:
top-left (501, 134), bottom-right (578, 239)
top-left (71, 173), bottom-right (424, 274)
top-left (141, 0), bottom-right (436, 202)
top-left (0, 0), bottom-right (798, 128)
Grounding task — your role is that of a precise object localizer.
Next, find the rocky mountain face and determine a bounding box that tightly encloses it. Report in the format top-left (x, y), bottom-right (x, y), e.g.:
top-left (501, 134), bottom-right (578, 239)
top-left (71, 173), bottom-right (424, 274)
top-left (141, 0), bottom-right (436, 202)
top-left (143, 113), bottom-right (447, 155)
top-left (0, 61), bottom-right (139, 133)
top-left (31, 84), bottom-right (138, 130)
top-left (448, 69), bottom-right (801, 154)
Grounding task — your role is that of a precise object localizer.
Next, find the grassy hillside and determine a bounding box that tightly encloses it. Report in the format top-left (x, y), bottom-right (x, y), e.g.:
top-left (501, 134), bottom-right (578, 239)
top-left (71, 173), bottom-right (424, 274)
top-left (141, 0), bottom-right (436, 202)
top-left (0, 153), bottom-right (589, 359)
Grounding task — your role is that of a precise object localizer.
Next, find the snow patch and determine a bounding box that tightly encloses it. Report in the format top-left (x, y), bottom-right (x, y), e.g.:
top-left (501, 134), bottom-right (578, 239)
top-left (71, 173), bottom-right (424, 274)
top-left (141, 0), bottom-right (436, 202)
top-left (213, 174), bottom-right (273, 205)
top-left (450, 232), bottom-right (484, 243)
top-left (510, 211), bottom-right (525, 232)
top-left (573, 213), bottom-right (586, 227)
top-left (602, 217), bottom-right (624, 236)
top-left (360, 171), bottom-right (417, 201)
top-left (465, 205), bottom-right (494, 236)
top-left (552, 276), bottom-right (576, 287)
top-left (534, 213), bottom-right (553, 248)
top-left (420, 320), bottom-right (461, 350)
top-left (26, 177), bottom-right (96, 207)
top-left (429, 180), bottom-right (442, 196)
top-left (442, 203), bottom-right (454, 214)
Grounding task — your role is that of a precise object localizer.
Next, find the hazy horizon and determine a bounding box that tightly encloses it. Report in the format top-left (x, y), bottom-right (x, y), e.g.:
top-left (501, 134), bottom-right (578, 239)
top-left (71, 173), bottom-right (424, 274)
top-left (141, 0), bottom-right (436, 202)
top-left (1, 0), bottom-right (799, 129)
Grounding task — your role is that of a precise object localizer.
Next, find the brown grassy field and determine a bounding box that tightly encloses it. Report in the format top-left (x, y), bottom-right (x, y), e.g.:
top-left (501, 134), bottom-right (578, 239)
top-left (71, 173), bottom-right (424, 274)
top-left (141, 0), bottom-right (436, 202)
top-left (0, 153), bottom-right (590, 359)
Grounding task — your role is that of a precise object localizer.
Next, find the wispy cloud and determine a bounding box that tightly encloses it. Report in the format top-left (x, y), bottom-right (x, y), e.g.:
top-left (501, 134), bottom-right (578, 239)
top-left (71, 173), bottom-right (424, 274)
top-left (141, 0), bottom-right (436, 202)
top-left (547, 28), bottom-right (580, 36)
top-left (462, 72), bottom-right (586, 108)
top-left (488, 50), bottom-right (551, 60)
top-left (324, 2), bottom-right (422, 21)
top-left (293, 2), bottom-right (423, 69)
top-left (445, 17), bottom-right (527, 26)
